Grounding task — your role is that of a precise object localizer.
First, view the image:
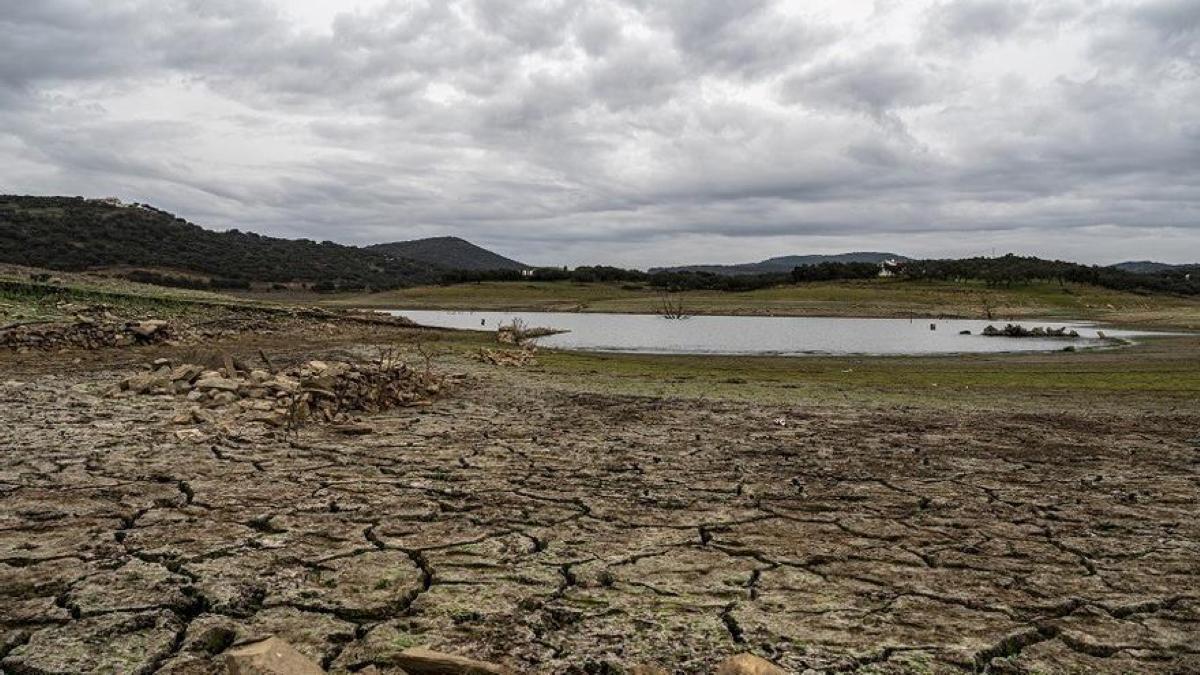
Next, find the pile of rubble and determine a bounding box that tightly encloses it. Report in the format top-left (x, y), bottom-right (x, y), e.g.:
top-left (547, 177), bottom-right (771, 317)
top-left (0, 314), bottom-right (172, 351)
top-left (1, 301), bottom-right (420, 353)
top-left (113, 356), bottom-right (449, 429)
top-left (477, 346), bottom-right (538, 367)
top-left (981, 323), bottom-right (1080, 338)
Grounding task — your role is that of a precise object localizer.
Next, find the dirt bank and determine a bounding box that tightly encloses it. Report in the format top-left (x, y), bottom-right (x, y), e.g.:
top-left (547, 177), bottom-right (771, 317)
top-left (2, 335), bottom-right (1198, 673)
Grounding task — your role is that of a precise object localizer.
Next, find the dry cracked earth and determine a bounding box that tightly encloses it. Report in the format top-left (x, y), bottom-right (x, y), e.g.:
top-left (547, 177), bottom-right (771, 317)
top-left (2, 354), bottom-right (1199, 674)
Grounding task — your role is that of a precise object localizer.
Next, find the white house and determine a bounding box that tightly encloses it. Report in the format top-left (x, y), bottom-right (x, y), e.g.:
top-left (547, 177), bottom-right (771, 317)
top-left (878, 259), bottom-right (903, 277)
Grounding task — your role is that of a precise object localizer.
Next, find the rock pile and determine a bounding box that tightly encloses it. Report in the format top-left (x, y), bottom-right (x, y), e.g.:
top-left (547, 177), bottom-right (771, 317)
top-left (1, 301), bottom-right (418, 352)
top-left (477, 347), bottom-right (538, 367)
top-left (114, 356), bottom-right (449, 428)
top-left (981, 323), bottom-right (1080, 338)
top-left (0, 315), bottom-right (173, 351)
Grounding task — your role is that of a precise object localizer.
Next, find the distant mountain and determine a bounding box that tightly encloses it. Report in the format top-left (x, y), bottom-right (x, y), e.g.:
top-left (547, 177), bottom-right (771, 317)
top-left (369, 236), bottom-right (526, 271)
top-left (1110, 260), bottom-right (1198, 274)
top-left (651, 252), bottom-right (907, 276)
top-left (0, 195), bottom-right (519, 290)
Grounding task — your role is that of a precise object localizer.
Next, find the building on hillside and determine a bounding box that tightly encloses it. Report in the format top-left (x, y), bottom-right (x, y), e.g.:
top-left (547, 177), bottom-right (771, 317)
top-left (878, 259), bottom-right (903, 277)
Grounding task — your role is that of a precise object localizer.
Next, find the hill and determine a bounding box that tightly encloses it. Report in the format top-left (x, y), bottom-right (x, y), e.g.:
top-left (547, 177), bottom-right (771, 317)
top-left (1111, 260), bottom-right (1198, 274)
top-left (650, 252), bottom-right (906, 275)
top-left (0, 196), bottom-right (521, 291)
top-left (368, 236), bottom-right (525, 271)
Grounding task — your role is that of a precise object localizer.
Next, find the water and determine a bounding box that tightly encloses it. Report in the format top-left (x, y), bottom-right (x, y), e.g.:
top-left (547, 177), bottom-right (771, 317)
top-left (388, 309), bottom-right (1168, 356)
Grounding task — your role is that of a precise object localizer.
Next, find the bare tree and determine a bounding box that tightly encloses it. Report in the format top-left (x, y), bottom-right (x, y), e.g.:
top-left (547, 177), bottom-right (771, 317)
top-left (980, 293), bottom-right (997, 321)
top-left (658, 292), bottom-right (689, 319)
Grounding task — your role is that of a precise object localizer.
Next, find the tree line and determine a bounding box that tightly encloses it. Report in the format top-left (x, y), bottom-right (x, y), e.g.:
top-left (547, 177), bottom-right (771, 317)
top-left (441, 255), bottom-right (1198, 296)
top-left (3, 196), bottom-right (1194, 296)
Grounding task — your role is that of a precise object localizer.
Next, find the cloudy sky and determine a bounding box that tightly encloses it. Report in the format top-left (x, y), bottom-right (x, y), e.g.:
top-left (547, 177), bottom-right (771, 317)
top-left (2, 0), bottom-right (1198, 267)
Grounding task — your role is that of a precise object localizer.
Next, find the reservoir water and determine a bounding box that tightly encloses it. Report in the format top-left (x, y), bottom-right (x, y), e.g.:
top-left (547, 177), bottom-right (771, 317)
top-left (386, 310), bottom-right (1170, 356)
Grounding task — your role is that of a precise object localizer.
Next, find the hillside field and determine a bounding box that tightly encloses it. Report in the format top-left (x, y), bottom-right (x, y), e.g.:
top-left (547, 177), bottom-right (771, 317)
top-left (322, 278), bottom-right (1200, 330)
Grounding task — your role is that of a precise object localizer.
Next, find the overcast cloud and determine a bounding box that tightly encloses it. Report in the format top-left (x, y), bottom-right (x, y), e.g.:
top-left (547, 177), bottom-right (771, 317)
top-left (1, 0), bottom-right (1197, 267)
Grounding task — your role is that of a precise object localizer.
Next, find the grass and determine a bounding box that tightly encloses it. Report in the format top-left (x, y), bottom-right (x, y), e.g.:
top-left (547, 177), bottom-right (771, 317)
top-left (459, 335), bottom-right (1200, 411)
top-left (0, 265), bottom-right (290, 325)
top-left (323, 279), bottom-right (1200, 330)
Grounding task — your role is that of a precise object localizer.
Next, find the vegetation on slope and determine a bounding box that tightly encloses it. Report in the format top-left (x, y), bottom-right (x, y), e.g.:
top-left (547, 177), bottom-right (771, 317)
top-left (368, 236), bottom-right (526, 271)
top-left (0, 196), bottom-right (441, 290)
top-left (649, 251), bottom-right (906, 275)
top-left (330, 278), bottom-right (1200, 329)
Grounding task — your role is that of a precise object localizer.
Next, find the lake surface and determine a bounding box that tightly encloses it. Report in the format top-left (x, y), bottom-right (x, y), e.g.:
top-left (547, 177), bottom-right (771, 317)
top-left (389, 309), bottom-right (1167, 356)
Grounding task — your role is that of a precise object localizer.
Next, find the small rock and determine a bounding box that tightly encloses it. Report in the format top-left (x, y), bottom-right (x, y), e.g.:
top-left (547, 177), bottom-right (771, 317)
top-left (246, 411), bottom-right (288, 427)
top-left (195, 376), bottom-right (240, 392)
top-left (175, 429), bottom-right (206, 442)
top-left (131, 319), bottom-right (169, 338)
top-left (192, 407), bottom-right (217, 425)
top-left (714, 653), bottom-right (788, 675)
top-left (224, 636), bottom-right (324, 675)
top-left (170, 364), bottom-right (204, 382)
top-left (394, 646), bottom-right (509, 674)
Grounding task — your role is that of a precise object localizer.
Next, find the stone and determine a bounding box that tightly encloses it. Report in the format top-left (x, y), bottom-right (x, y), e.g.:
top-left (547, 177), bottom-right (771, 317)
top-left (393, 646), bottom-right (509, 674)
top-left (195, 376), bottom-right (240, 392)
top-left (132, 319), bottom-right (169, 338)
top-left (171, 364), bottom-right (204, 382)
top-left (123, 372), bottom-right (169, 394)
top-left (268, 376), bottom-right (300, 393)
top-left (246, 411), bottom-right (287, 427)
top-left (714, 653), bottom-right (788, 675)
top-left (224, 636), bottom-right (325, 675)
top-left (192, 407), bottom-right (217, 424)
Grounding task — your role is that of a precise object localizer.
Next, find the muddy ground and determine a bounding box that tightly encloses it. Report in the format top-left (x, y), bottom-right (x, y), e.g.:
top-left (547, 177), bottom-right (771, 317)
top-left (1, 333), bottom-right (1199, 674)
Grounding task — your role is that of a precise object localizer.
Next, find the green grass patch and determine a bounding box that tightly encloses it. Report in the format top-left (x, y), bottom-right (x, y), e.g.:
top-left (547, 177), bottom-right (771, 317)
top-left (510, 336), bottom-right (1200, 409)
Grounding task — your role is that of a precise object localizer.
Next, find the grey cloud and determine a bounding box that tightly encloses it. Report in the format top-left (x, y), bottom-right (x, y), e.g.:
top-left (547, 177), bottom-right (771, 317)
top-left (0, 0), bottom-right (1197, 266)
top-left (921, 0), bottom-right (1033, 52)
top-left (780, 46), bottom-right (951, 118)
top-left (1088, 0), bottom-right (1200, 77)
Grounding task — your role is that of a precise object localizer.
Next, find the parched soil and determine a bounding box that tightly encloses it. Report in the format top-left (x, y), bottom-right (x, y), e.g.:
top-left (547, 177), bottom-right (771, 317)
top-left (2, 346), bottom-right (1199, 674)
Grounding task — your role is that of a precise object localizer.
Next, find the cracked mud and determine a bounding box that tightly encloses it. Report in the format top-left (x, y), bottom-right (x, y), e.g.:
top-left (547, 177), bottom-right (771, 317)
top-left (2, 353), bottom-right (1198, 674)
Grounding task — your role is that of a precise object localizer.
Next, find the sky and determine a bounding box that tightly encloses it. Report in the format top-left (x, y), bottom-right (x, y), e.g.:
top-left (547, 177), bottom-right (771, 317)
top-left (1, 0), bottom-right (1198, 268)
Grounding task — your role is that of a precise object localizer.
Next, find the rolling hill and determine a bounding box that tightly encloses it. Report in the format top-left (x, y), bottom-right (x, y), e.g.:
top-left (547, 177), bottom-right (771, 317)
top-left (1111, 260), bottom-right (1198, 274)
top-left (369, 237), bottom-right (526, 271)
top-left (651, 252), bottom-right (907, 276)
top-left (0, 195), bottom-right (522, 290)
